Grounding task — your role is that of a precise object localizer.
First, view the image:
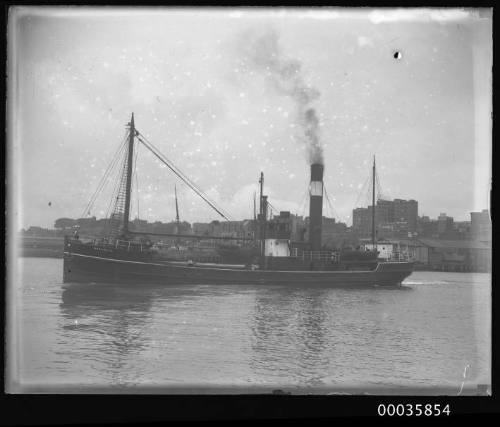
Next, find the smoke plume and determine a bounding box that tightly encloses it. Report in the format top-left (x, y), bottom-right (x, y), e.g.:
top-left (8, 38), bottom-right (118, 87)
top-left (241, 29), bottom-right (324, 165)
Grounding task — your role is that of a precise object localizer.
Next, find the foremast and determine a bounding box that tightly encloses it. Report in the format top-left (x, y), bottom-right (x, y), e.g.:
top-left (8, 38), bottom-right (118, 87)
top-left (122, 113), bottom-right (136, 236)
top-left (105, 113), bottom-right (136, 239)
top-left (371, 155), bottom-right (376, 251)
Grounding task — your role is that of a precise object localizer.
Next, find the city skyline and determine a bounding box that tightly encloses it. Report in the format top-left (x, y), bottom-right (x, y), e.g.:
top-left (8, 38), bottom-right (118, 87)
top-left (9, 8), bottom-right (492, 229)
top-left (23, 204), bottom-right (489, 231)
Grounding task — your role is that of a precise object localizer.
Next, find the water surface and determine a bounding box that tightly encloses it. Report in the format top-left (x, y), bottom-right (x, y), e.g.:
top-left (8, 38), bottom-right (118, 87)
top-left (8, 258), bottom-right (491, 394)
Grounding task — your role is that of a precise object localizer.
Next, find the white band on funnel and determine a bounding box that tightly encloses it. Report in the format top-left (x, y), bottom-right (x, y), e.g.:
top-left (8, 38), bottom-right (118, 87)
top-left (310, 181), bottom-right (323, 197)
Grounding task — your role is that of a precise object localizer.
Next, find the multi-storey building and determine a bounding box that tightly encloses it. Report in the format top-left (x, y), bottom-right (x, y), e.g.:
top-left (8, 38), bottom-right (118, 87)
top-left (207, 220), bottom-right (255, 239)
top-left (192, 222), bottom-right (211, 236)
top-left (470, 209), bottom-right (491, 242)
top-left (393, 199), bottom-right (418, 231)
top-left (352, 198), bottom-right (418, 237)
top-left (376, 199), bottom-right (394, 224)
top-left (437, 213), bottom-right (454, 235)
top-left (352, 207), bottom-right (371, 237)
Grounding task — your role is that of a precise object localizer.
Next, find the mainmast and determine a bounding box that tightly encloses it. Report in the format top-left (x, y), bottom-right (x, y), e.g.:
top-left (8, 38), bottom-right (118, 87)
top-left (253, 191), bottom-right (257, 241)
top-left (371, 155), bottom-right (376, 250)
top-left (253, 191), bottom-right (257, 222)
top-left (259, 172), bottom-right (267, 259)
top-left (174, 184), bottom-right (180, 247)
top-left (122, 113), bottom-right (135, 236)
top-left (175, 184), bottom-right (180, 227)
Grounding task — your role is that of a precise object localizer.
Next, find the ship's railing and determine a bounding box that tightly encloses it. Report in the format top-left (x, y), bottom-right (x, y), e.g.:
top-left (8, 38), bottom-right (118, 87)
top-left (113, 239), bottom-right (150, 252)
top-left (386, 251), bottom-right (413, 262)
top-left (289, 249), bottom-right (340, 262)
top-left (66, 236), bottom-right (150, 253)
top-left (67, 236), bottom-right (226, 262)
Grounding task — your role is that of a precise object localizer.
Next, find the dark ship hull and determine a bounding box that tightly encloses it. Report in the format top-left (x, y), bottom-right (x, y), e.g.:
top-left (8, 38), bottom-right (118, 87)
top-left (216, 244), bottom-right (260, 264)
top-left (63, 240), bottom-right (413, 288)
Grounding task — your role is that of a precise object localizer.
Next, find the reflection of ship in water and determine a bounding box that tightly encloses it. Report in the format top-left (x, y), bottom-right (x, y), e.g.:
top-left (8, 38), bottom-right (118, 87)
top-left (61, 283), bottom-right (154, 312)
top-left (59, 283), bottom-right (156, 379)
top-left (60, 282), bottom-right (217, 309)
top-left (249, 285), bottom-right (413, 391)
top-left (249, 287), bottom-right (331, 386)
top-left (59, 282), bottom-right (259, 385)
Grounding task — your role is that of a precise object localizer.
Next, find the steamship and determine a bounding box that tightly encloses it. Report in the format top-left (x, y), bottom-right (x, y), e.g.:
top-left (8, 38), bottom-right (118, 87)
top-left (63, 115), bottom-right (414, 287)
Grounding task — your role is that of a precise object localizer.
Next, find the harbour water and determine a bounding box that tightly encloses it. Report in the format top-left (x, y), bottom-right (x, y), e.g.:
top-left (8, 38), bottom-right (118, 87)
top-left (7, 257), bottom-right (491, 394)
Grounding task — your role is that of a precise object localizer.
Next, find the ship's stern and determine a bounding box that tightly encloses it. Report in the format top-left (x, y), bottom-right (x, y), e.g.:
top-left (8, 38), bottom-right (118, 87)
top-left (62, 236), bottom-right (73, 283)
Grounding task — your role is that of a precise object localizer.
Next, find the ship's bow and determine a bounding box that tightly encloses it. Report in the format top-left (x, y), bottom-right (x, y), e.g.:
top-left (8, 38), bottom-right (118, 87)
top-left (374, 262), bottom-right (414, 286)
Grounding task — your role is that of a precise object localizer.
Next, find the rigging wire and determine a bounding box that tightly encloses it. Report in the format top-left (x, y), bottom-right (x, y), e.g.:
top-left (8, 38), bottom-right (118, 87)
top-left (267, 201), bottom-right (280, 218)
top-left (323, 184), bottom-right (343, 223)
top-left (344, 158), bottom-right (381, 226)
top-left (375, 168), bottom-right (388, 201)
top-left (323, 185), bottom-right (333, 219)
top-left (135, 130), bottom-right (233, 221)
top-left (136, 130), bottom-right (220, 212)
top-left (85, 135), bottom-right (127, 217)
top-left (298, 178), bottom-right (310, 218)
top-left (80, 134), bottom-right (128, 218)
top-left (106, 150), bottom-right (127, 221)
top-left (104, 145), bottom-right (128, 224)
top-left (132, 141), bottom-right (141, 220)
top-left (352, 173), bottom-right (370, 209)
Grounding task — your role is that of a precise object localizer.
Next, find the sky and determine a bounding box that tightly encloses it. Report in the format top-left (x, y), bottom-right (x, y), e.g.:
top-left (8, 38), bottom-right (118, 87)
top-left (9, 7), bottom-right (492, 229)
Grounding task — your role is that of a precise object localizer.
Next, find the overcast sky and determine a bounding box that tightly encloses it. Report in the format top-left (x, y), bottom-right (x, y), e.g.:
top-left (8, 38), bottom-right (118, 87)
top-left (9, 7), bottom-right (492, 229)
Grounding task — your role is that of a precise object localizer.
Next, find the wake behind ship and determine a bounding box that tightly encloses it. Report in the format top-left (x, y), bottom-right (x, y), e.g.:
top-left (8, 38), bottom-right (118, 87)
top-left (63, 114), bottom-right (414, 287)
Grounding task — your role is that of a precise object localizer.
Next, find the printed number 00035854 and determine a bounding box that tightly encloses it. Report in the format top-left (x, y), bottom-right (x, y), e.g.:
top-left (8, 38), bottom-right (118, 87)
top-left (377, 404), bottom-right (450, 416)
